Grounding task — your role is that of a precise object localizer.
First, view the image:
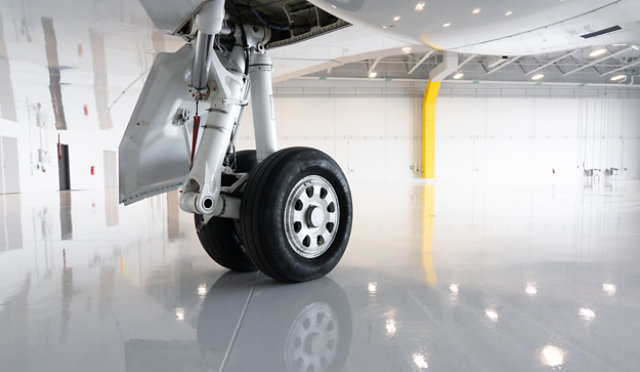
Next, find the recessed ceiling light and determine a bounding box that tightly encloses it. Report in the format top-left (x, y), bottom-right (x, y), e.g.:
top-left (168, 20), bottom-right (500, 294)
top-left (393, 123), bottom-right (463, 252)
top-left (368, 72), bottom-right (378, 78)
top-left (402, 47), bottom-right (412, 54)
top-left (589, 48), bottom-right (607, 58)
top-left (611, 74), bottom-right (626, 81)
top-left (442, 22), bottom-right (451, 28)
top-left (453, 72), bottom-right (464, 79)
top-left (531, 73), bottom-right (544, 81)
top-left (472, 8), bottom-right (482, 14)
top-left (505, 11), bottom-right (513, 16)
top-left (393, 15), bottom-right (401, 22)
top-left (415, 2), bottom-right (426, 11)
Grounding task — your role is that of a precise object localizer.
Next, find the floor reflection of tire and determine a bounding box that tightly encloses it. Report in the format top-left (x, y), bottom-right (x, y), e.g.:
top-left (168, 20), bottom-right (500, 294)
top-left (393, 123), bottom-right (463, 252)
top-left (285, 301), bottom-right (340, 372)
top-left (197, 273), bottom-right (352, 372)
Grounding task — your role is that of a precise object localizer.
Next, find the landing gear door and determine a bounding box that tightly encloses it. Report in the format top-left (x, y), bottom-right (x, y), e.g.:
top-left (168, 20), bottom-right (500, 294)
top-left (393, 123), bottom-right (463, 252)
top-left (119, 44), bottom-right (206, 205)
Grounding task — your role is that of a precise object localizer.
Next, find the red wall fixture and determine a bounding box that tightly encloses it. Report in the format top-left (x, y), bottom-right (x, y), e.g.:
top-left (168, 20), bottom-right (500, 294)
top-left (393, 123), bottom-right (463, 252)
top-left (91, 165), bottom-right (95, 175)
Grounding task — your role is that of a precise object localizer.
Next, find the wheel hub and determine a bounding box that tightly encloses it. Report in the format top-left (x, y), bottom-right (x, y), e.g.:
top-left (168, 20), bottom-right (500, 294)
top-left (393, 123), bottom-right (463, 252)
top-left (306, 205), bottom-right (325, 228)
top-left (284, 175), bottom-right (340, 258)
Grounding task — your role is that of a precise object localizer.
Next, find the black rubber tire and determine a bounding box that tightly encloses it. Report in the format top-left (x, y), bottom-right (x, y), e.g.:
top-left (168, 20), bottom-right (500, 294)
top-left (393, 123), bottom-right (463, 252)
top-left (195, 150), bottom-right (257, 272)
top-left (240, 147), bottom-right (353, 282)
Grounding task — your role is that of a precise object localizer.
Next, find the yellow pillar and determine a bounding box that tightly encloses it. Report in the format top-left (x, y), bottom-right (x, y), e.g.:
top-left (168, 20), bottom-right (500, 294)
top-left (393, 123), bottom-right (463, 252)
top-left (421, 184), bottom-right (437, 285)
top-left (422, 80), bottom-right (440, 179)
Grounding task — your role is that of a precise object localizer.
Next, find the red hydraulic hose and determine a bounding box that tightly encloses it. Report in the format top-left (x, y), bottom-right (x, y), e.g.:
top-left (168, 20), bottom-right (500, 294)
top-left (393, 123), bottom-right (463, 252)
top-left (190, 115), bottom-right (201, 169)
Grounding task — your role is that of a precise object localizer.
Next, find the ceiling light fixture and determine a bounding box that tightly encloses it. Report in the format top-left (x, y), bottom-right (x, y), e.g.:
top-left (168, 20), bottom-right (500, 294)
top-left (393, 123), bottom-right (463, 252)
top-left (442, 22), bottom-right (451, 28)
top-left (415, 2), bottom-right (426, 11)
top-left (472, 8), bottom-right (482, 14)
top-left (453, 72), bottom-right (464, 79)
top-left (368, 72), bottom-right (378, 78)
top-left (632, 45), bottom-right (640, 51)
top-left (611, 74), bottom-right (626, 81)
top-left (505, 11), bottom-right (513, 16)
top-left (393, 15), bottom-right (401, 22)
top-left (589, 48), bottom-right (608, 58)
top-left (531, 73), bottom-right (544, 81)
top-left (402, 47), bottom-right (412, 54)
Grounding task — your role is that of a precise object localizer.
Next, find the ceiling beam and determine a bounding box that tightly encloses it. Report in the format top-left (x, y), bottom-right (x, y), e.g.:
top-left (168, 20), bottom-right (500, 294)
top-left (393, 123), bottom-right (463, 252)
top-left (408, 50), bottom-right (435, 75)
top-left (367, 57), bottom-right (382, 74)
top-left (563, 46), bottom-right (633, 76)
top-left (486, 56), bottom-right (522, 75)
top-left (525, 50), bottom-right (577, 75)
top-left (600, 58), bottom-right (640, 76)
top-left (455, 54), bottom-right (477, 71)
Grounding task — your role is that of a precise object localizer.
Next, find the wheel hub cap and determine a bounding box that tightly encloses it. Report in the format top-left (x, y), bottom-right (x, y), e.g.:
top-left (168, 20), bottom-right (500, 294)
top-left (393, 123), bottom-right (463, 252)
top-left (284, 175), bottom-right (340, 258)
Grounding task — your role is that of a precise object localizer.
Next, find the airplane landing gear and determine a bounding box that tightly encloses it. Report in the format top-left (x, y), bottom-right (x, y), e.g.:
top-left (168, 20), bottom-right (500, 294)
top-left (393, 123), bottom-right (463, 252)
top-left (120, 1), bottom-right (352, 282)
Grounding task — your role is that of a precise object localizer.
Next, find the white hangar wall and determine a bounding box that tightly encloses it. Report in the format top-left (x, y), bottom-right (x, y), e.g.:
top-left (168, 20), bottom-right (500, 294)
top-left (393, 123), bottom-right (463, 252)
top-left (436, 84), bottom-right (640, 182)
top-left (1, 79), bottom-right (639, 196)
top-left (235, 79), bottom-right (640, 183)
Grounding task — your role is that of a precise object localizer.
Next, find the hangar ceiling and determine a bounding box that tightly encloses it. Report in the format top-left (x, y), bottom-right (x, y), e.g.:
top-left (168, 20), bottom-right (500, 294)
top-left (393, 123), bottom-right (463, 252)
top-left (304, 44), bottom-right (640, 86)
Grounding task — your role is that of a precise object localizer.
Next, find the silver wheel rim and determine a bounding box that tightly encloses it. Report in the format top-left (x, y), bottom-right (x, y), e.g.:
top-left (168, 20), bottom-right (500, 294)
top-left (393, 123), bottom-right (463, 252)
top-left (284, 175), bottom-right (340, 259)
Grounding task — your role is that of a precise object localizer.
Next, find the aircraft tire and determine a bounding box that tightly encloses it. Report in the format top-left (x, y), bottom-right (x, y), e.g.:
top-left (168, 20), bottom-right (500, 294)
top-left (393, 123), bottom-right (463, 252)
top-left (240, 147), bottom-right (352, 282)
top-left (195, 150), bottom-right (257, 272)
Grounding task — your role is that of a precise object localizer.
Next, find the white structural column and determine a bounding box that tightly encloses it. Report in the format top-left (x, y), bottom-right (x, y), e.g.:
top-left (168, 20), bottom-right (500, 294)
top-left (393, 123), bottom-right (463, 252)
top-left (430, 52), bottom-right (459, 82)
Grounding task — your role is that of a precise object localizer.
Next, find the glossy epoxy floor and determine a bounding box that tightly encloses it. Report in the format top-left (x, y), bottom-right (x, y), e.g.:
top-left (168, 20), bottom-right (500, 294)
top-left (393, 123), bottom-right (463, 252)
top-left (1, 180), bottom-right (640, 372)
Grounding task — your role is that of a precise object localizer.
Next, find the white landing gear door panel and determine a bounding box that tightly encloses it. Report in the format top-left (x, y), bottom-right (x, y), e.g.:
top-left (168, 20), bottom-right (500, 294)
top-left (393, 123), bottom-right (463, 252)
top-left (119, 44), bottom-right (206, 205)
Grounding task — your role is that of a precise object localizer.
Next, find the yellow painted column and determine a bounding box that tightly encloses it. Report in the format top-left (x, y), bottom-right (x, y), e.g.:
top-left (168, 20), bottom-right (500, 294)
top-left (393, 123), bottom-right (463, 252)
top-left (421, 184), bottom-right (437, 285)
top-left (422, 80), bottom-right (441, 179)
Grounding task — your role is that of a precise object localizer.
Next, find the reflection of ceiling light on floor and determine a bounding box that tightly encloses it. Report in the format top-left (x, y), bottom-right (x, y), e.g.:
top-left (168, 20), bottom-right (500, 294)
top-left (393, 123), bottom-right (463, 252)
top-left (412, 353), bottom-right (429, 369)
top-left (385, 319), bottom-right (397, 336)
top-left (442, 22), bottom-right (451, 28)
top-left (485, 309), bottom-right (499, 322)
top-left (472, 8), bottom-right (481, 14)
top-left (402, 47), bottom-right (413, 55)
top-left (453, 72), bottom-right (464, 80)
top-left (415, 2), bottom-right (426, 11)
top-left (505, 11), bottom-right (513, 16)
top-left (448, 283), bottom-right (459, 295)
top-left (175, 307), bottom-right (186, 322)
top-left (541, 345), bottom-right (565, 367)
top-left (579, 307), bottom-right (596, 321)
top-left (602, 283), bottom-right (617, 295)
top-left (393, 15), bottom-right (401, 22)
top-left (368, 281), bottom-right (378, 293)
top-left (525, 282), bottom-right (538, 296)
top-left (197, 283), bottom-right (208, 297)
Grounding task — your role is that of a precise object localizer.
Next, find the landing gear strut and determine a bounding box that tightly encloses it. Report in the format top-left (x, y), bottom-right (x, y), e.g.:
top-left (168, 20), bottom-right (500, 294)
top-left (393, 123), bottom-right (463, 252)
top-left (181, 1), bottom-right (352, 282)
